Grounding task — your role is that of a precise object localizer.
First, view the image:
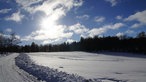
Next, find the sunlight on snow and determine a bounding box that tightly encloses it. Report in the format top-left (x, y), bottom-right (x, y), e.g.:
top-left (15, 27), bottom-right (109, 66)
top-left (29, 52), bottom-right (146, 82)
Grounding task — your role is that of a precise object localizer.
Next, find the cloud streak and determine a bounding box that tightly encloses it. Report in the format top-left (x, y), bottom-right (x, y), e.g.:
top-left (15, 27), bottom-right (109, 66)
top-left (116, 15), bottom-right (122, 20)
top-left (0, 8), bottom-right (11, 14)
top-left (5, 11), bottom-right (24, 22)
top-left (125, 10), bottom-right (146, 28)
top-left (16, 0), bottom-right (83, 15)
top-left (105, 0), bottom-right (118, 7)
top-left (5, 28), bottom-right (12, 33)
top-left (88, 23), bottom-right (124, 37)
top-left (76, 14), bottom-right (90, 20)
top-left (69, 23), bottom-right (89, 34)
top-left (94, 16), bottom-right (105, 23)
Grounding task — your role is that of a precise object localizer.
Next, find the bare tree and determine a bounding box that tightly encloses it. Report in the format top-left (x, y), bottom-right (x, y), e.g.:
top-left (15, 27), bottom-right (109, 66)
top-left (137, 31), bottom-right (146, 38)
top-left (0, 32), bottom-right (21, 54)
top-left (9, 32), bottom-right (21, 46)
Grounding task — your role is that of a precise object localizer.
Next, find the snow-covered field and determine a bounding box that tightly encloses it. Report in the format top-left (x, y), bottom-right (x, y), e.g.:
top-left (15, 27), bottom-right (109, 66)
top-left (28, 52), bottom-right (146, 82)
top-left (16, 53), bottom-right (88, 82)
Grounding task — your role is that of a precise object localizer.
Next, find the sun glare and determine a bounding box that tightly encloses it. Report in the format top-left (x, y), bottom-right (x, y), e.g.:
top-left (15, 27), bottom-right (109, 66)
top-left (40, 17), bottom-right (56, 30)
top-left (39, 16), bottom-right (65, 39)
top-left (40, 17), bottom-right (59, 35)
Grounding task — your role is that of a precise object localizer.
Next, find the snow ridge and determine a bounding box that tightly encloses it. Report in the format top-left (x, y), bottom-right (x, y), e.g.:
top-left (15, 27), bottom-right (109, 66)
top-left (15, 53), bottom-right (92, 82)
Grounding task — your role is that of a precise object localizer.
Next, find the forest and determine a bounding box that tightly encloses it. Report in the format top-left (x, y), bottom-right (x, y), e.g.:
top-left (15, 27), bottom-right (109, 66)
top-left (0, 31), bottom-right (146, 54)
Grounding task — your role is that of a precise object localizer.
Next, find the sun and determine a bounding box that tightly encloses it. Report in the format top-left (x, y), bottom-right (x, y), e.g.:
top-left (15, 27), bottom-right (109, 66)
top-left (40, 17), bottom-right (56, 30)
top-left (39, 17), bottom-right (61, 38)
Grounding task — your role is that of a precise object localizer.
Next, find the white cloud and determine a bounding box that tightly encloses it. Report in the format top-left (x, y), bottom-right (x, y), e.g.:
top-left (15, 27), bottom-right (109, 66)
top-left (21, 0), bottom-right (83, 43)
top-left (88, 27), bottom-right (107, 37)
top-left (69, 23), bottom-right (89, 34)
top-left (16, 0), bottom-right (42, 7)
top-left (116, 32), bottom-right (124, 37)
top-left (66, 39), bottom-right (76, 43)
top-left (88, 23), bottom-right (124, 37)
top-left (125, 10), bottom-right (146, 28)
top-left (76, 14), bottom-right (89, 20)
top-left (42, 38), bottom-right (61, 44)
top-left (105, 0), bottom-right (118, 7)
top-left (107, 23), bottom-right (124, 29)
top-left (5, 11), bottom-right (24, 22)
top-left (131, 23), bottom-right (143, 28)
top-left (23, 25), bottom-right (73, 41)
top-left (0, 32), bottom-right (20, 40)
top-left (125, 30), bottom-right (134, 34)
top-left (94, 16), bottom-right (105, 22)
top-left (5, 28), bottom-right (12, 33)
top-left (125, 10), bottom-right (146, 23)
top-left (116, 15), bottom-right (122, 20)
top-left (116, 30), bottom-right (134, 37)
top-left (0, 8), bottom-right (11, 14)
top-left (15, 35), bottom-right (21, 39)
top-left (16, 0), bottom-right (83, 15)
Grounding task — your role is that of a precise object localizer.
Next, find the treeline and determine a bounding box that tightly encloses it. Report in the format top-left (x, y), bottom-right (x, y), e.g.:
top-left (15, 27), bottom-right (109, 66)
top-left (0, 32), bottom-right (21, 54)
top-left (0, 31), bottom-right (146, 54)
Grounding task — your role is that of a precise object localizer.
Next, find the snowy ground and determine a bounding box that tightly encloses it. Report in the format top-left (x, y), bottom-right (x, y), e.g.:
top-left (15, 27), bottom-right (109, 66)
top-left (29, 52), bottom-right (146, 82)
top-left (0, 53), bottom-right (40, 82)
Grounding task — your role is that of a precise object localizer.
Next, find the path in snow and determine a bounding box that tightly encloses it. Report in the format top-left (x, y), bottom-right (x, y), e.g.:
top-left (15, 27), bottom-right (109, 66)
top-left (0, 53), bottom-right (39, 82)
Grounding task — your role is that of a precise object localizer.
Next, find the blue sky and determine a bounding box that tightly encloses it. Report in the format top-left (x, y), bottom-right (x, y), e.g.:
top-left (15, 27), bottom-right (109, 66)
top-left (0, 0), bottom-right (146, 45)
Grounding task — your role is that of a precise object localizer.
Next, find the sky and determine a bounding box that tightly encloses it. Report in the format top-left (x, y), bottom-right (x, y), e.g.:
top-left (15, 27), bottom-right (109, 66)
top-left (0, 0), bottom-right (146, 45)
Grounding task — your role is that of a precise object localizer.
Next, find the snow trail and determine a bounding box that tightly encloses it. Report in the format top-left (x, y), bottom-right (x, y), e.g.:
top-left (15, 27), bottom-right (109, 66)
top-left (0, 53), bottom-right (39, 82)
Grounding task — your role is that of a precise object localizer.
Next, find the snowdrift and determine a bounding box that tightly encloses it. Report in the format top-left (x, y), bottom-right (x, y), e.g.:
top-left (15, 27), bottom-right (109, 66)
top-left (15, 53), bottom-right (94, 82)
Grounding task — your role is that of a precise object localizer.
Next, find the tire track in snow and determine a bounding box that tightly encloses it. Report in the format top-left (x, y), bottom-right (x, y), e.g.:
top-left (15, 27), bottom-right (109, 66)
top-left (0, 53), bottom-right (40, 82)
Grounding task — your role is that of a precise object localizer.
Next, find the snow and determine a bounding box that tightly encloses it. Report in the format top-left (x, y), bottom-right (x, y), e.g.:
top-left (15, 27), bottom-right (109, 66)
top-left (0, 53), bottom-right (39, 82)
top-left (28, 52), bottom-right (146, 82)
top-left (15, 53), bottom-right (91, 82)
